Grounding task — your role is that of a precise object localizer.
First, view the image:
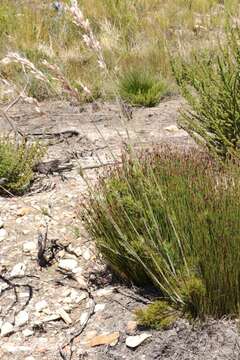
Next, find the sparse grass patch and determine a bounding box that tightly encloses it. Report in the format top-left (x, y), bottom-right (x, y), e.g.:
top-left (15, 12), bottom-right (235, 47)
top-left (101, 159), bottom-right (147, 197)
top-left (82, 147), bottom-right (240, 319)
top-left (0, 137), bottom-right (44, 194)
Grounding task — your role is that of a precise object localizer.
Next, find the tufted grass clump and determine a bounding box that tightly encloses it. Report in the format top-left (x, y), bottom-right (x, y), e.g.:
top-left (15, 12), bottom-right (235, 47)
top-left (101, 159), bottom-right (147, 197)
top-left (0, 137), bottom-right (44, 194)
top-left (119, 69), bottom-right (169, 107)
top-left (82, 147), bottom-right (240, 319)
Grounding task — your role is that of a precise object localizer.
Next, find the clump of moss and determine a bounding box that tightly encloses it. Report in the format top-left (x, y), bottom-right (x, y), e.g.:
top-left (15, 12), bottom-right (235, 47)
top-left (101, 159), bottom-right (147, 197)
top-left (135, 300), bottom-right (178, 330)
top-left (181, 276), bottom-right (206, 319)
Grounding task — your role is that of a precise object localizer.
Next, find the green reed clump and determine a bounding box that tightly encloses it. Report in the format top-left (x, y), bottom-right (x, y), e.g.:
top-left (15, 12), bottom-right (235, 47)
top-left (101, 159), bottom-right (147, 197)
top-left (82, 147), bottom-right (240, 319)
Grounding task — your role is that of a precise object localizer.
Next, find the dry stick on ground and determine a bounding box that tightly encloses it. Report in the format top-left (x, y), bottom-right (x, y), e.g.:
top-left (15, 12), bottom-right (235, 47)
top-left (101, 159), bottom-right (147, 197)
top-left (37, 225), bottom-right (49, 268)
top-left (59, 295), bottom-right (95, 360)
top-left (0, 274), bottom-right (33, 321)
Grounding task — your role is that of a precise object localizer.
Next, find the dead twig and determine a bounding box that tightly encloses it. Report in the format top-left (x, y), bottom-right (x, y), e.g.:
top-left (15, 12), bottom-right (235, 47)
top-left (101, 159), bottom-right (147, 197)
top-left (59, 294), bottom-right (95, 360)
top-left (37, 225), bottom-right (48, 267)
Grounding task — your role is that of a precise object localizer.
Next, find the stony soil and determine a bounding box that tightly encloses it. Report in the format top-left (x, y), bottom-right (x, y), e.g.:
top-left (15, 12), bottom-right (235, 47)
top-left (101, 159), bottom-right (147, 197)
top-left (0, 98), bottom-right (240, 360)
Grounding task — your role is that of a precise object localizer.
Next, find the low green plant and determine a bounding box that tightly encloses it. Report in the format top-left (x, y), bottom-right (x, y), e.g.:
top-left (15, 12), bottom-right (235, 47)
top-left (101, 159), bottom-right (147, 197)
top-left (82, 147), bottom-right (240, 318)
top-left (0, 137), bottom-right (44, 194)
top-left (172, 26), bottom-right (240, 159)
top-left (119, 69), bottom-right (169, 106)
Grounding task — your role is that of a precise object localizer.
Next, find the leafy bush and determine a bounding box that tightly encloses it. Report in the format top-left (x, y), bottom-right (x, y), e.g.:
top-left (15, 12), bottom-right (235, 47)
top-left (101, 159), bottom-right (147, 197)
top-left (0, 137), bottom-right (44, 194)
top-left (172, 27), bottom-right (240, 159)
top-left (119, 69), bottom-right (169, 106)
top-left (82, 147), bottom-right (240, 319)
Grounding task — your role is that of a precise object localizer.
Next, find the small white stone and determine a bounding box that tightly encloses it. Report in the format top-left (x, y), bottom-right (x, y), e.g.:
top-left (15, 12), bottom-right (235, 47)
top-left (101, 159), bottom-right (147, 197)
top-left (126, 333), bottom-right (152, 348)
top-left (15, 310), bottom-right (29, 327)
top-left (10, 263), bottom-right (26, 277)
top-left (164, 125), bottom-right (180, 132)
top-left (74, 247), bottom-right (82, 257)
top-left (25, 357), bottom-right (36, 360)
top-left (2, 343), bottom-right (31, 353)
top-left (0, 228), bottom-right (7, 241)
top-left (0, 218), bottom-right (4, 228)
top-left (23, 241), bottom-right (36, 253)
top-left (35, 300), bottom-right (48, 312)
top-left (80, 312), bottom-right (89, 325)
top-left (75, 275), bottom-right (87, 288)
top-left (70, 289), bottom-right (87, 304)
top-left (72, 266), bottom-right (83, 274)
top-left (1, 322), bottom-right (14, 337)
top-left (22, 329), bottom-right (34, 337)
top-left (95, 303), bottom-right (106, 312)
top-left (58, 259), bottom-right (78, 272)
top-left (82, 249), bottom-right (91, 261)
top-left (94, 287), bottom-right (114, 297)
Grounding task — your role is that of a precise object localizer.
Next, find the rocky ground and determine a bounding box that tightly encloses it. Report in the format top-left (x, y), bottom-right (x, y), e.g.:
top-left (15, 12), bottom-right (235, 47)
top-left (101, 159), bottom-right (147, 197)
top-left (0, 98), bottom-right (240, 360)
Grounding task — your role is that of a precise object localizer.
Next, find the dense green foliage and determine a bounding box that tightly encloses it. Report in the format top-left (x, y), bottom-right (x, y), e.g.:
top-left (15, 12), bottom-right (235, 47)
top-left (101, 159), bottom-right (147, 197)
top-left (172, 28), bottom-right (240, 159)
top-left (0, 137), bottom-right (44, 193)
top-left (82, 148), bottom-right (240, 319)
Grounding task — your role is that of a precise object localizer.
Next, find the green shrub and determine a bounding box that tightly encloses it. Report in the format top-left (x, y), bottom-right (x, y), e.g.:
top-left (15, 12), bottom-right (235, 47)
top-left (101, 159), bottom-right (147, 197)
top-left (119, 69), bottom-right (168, 107)
top-left (172, 27), bottom-right (240, 159)
top-left (0, 137), bottom-right (44, 194)
top-left (82, 147), bottom-right (240, 318)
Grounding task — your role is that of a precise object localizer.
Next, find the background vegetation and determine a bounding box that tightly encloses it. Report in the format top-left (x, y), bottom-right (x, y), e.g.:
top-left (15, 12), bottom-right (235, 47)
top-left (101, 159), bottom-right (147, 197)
top-left (0, 0), bottom-right (240, 103)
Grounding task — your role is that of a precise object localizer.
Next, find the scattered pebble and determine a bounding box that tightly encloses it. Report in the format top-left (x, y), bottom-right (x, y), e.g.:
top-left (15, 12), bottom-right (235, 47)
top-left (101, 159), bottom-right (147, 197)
top-left (127, 321), bottom-right (138, 334)
top-left (74, 275), bottom-right (87, 288)
top-left (57, 308), bottom-right (72, 324)
top-left (69, 289), bottom-right (87, 304)
top-left (35, 300), bottom-right (48, 312)
top-left (82, 248), bottom-right (91, 261)
top-left (95, 303), bottom-right (106, 313)
top-left (17, 207), bottom-right (32, 217)
top-left (1, 322), bottom-right (14, 337)
top-left (0, 227), bottom-right (7, 241)
top-left (23, 241), bottom-right (36, 253)
top-left (58, 258), bottom-right (78, 271)
top-left (87, 332), bottom-right (120, 347)
top-left (1, 343), bottom-right (31, 353)
top-left (22, 328), bottom-right (34, 337)
top-left (94, 287), bottom-right (114, 297)
top-left (80, 312), bottom-right (89, 326)
top-left (126, 333), bottom-right (152, 348)
top-left (0, 218), bottom-right (4, 228)
top-left (15, 310), bottom-right (29, 327)
top-left (164, 125), bottom-right (180, 132)
top-left (10, 263), bottom-right (26, 277)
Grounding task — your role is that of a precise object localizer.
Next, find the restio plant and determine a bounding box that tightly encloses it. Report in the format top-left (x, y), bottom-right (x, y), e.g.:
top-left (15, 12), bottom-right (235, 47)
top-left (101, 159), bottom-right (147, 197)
top-left (172, 26), bottom-right (240, 159)
top-left (119, 69), bottom-right (168, 106)
top-left (0, 137), bottom-right (44, 194)
top-left (82, 147), bottom-right (240, 323)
